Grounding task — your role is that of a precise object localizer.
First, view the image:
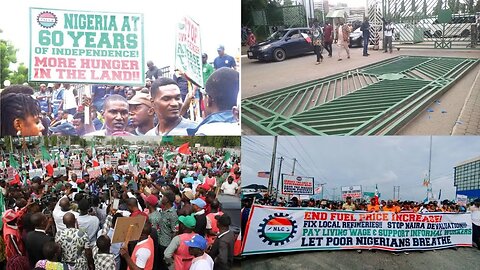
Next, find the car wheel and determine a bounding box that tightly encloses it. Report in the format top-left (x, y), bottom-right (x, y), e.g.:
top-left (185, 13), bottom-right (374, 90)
top-left (434, 30), bottom-right (442, 38)
top-left (424, 31), bottom-right (432, 38)
top-left (461, 29), bottom-right (470, 38)
top-left (273, 48), bottom-right (286, 62)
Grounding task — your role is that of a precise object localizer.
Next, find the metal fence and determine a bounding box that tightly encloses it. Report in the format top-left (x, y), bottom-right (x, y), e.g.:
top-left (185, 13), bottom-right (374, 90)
top-left (250, 5), bottom-right (307, 39)
top-left (368, 0), bottom-right (480, 49)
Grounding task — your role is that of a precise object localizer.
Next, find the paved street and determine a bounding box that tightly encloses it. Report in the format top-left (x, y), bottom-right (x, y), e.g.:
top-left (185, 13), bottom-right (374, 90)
top-left (241, 47), bottom-right (480, 135)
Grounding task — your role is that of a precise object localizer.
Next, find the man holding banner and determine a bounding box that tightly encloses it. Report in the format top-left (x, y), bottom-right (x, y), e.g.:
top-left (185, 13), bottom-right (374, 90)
top-left (145, 78), bottom-right (198, 136)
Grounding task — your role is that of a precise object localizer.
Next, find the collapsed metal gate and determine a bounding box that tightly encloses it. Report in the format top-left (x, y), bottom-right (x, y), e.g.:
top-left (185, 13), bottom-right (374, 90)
top-left (367, 0), bottom-right (480, 49)
top-left (241, 56), bottom-right (479, 135)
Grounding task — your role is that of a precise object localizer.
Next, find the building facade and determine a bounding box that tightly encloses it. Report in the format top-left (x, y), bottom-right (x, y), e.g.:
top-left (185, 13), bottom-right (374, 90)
top-left (454, 156), bottom-right (480, 198)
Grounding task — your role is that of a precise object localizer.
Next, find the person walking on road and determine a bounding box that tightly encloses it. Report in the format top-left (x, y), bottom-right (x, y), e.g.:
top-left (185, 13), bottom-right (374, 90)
top-left (360, 17), bottom-right (370, 56)
top-left (336, 19), bottom-right (351, 61)
top-left (323, 21), bottom-right (334, 57)
top-left (311, 20), bottom-right (324, 65)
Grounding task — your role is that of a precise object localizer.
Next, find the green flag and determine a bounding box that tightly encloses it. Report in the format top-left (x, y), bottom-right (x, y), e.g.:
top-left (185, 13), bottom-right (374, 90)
top-left (163, 151), bottom-right (176, 161)
top-left (0, 192), bottom-right (4, 228)
top-left (41, 146), bottom-right (51, 161)
top-left (9, 154), bottom-right (19, 169)
top-left (162, 136), bottom-right (173, 143)
top-left (223, 151), bottom-right (231, 162)
top-left (129, 152), bottom-right (137, 165)
top-left (28, 151), bottom-right (35, 167)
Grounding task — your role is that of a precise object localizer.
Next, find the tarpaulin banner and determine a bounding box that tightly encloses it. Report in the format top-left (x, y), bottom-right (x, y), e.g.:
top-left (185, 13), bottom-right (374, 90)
top-left (282, 175), bottom-right (314, 195)
top-left (341, 185), bottom-right (362, 200)
top-left (29, 7), bottom-right (144, 84)
top-left (242, 205), bottom-right (472, 255)
top-left (175, 16), bottom-right (203, 87)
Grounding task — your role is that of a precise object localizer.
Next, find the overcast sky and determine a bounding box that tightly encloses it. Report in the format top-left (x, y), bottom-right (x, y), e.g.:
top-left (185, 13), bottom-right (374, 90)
top-left (0, 0), bottom-right (240, 70)
top-left (242, 136), bottom-right (480, 201)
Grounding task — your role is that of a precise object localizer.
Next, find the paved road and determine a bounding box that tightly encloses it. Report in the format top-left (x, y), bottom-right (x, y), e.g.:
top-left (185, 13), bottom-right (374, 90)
top-left (241, 248), bottom-right (479, 270)
top-left (241, 47), bottom-right (480, 135)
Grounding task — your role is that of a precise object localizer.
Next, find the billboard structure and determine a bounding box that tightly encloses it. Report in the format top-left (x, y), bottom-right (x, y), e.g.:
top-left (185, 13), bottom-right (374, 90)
top-left (282, 174), bottom-right (314, 196)
top-left (341, 185), bottom-right (363, 200)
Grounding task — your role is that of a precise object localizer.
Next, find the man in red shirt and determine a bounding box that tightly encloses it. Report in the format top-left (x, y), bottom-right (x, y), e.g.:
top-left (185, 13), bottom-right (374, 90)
top-left (127, 198), bottom-right (148, 220)
top-left (323, 21), bottom-right (334, 57)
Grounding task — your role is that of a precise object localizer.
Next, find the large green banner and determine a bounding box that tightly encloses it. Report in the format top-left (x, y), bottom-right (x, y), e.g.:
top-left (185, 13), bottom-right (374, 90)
top-left (29, 7), bottom-right (144, 85)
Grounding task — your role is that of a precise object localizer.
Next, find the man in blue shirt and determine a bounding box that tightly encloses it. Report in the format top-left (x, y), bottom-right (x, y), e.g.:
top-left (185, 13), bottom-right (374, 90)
top-left (91, 84), bottom-right (107, 112)
top-left (213, 45), bottom-right (236, 70)
top-left (360, 17), bottom-right (370, 57)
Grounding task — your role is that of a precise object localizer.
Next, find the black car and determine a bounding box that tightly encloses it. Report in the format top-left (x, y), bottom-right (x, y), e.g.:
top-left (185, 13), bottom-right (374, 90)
top-left (349, 28), bottom-right (363, 48)
top-left (247, 28), bottom-right (314, 62)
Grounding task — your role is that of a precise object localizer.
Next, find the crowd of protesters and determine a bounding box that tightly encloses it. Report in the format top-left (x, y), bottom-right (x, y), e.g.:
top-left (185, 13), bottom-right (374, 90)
top-left (0, 47), bottom-right (240, 137)
top-left (0, 144), bottom-right (241, 269)
top-left (240, 194), bottom-right (480, 251)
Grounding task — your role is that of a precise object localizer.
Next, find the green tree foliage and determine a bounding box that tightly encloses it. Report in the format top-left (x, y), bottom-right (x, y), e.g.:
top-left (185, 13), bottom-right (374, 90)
top-left (476, 0), bottom-right (480, 12)
top-left (0, 39), bottom-right (17, 88)
top-left (171, 136), bottom-right (240, 148)
top-left (0, 34), bottom-right (30, 88)
top-left (8, 63), bottom-right (28, 85)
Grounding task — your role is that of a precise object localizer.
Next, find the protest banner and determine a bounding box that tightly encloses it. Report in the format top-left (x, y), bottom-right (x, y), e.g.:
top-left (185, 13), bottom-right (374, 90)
top-left (456, 194), bottom-right (468, 206)
top-left (111, 216), bottom-right (146, 244)
top-left (29, 7), bottom-right (144, 85)
top-left (53, 167), bottom-right (67, 177)
top-left (341, 185), bottom-right (363, 200)
top-left (282, 175), bottom-right (314, 195)
top-left (242, 205), bottom-right (472, 255)
top-left (29, 169), bottom-right (43, 178)
top-left (175, 16), bottom-right (203, 87)
top-left (111, 157), bottom-right (119, 167)
top-left (117, 164), bottom-right (129, 172)
top-left (73, 159), bottom-right (81, 169)
top-left (6, 167), bottom-right (15, 180)
top-left (87, 167), bottom-right (102, 178)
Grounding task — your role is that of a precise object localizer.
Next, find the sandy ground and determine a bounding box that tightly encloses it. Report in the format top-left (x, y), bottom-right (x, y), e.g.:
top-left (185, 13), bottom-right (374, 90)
top-left (240, 248), bottom-right (480, 270)
top-left (241, 47), bottom-right (480, 135)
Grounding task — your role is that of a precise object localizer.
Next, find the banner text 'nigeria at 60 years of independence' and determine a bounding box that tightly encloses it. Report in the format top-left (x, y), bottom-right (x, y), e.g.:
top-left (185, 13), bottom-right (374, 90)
top-left (30, 7), bottom-right (144, 85)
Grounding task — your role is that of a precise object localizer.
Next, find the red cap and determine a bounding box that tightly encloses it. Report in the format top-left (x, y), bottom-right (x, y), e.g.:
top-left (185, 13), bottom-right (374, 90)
top-left (76, 179), bottom-right (86, 184)
top-left (145, 195), bottom-right (158, 206)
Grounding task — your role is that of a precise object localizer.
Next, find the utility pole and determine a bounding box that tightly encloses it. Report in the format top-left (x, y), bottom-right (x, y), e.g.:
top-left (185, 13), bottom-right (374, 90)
top-left (268, 136), bottom-right (278, 194)
top-left (275, 157), bottom-right (284, 200)
top-left (393, 186), bottom-right (400, 200)
top-left (292, 158), bottom-right (297, 175)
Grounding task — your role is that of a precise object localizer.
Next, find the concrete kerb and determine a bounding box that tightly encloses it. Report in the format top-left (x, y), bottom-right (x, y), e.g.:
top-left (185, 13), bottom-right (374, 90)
top-left (452, 66), bottom-right (480, 135)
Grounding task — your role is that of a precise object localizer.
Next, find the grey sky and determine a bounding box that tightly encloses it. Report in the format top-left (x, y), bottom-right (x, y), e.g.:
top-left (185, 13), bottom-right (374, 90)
top-left (242, 136), bottom-right (480, 201)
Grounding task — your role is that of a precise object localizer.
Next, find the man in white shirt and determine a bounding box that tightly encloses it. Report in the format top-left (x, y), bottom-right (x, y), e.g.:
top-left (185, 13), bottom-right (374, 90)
top-left (62, 83), bottom-right (77, 115)
top-left (470, 199), bottom-right (480, 249)
top-left (185, 234), bottom-right (214, 270)
top-left (221, 176), bottom-right (239, 195)
top-left (77, 199), bottom-right (100, 247)
top-left (383, 18), bottom-right (394, 53)
top-left (144, 77), bottom-right (197, 136)
top-left (52, 196), bottom-right (79, 232)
